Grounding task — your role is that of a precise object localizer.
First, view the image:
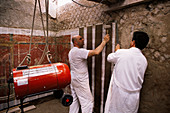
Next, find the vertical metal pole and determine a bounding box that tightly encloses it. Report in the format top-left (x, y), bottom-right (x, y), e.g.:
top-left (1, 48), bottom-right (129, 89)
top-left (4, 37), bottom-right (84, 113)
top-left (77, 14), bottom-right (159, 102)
top-left (20, 99), bottom-right (24, 113)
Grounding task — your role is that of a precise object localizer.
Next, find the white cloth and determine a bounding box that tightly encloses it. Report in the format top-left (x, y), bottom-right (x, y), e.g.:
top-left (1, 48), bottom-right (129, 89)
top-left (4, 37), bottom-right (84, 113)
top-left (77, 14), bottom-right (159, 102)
top-left (105, 47), bottom-right (147, 113)
top-left (69, 47), bottom-right (94, 113)
top-left (42, 0), bottom-right (57, 18)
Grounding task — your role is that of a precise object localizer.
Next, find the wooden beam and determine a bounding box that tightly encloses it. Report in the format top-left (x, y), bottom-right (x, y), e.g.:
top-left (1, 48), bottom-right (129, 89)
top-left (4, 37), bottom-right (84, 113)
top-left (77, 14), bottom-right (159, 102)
top-left (94, 24), bottom-right (102, 113)
top-left (104, 0), bottom-right (152, 12)
top-left (103, 23), bottom-right (112, 113)
top-left (88, 0), bottom-right (119, 4)
top-left (87, 26), bottom-right (93, 91)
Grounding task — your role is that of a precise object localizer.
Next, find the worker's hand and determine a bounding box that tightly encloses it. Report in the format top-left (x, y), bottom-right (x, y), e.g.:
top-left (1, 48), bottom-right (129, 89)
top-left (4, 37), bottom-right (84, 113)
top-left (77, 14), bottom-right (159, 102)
top-left (103, 34), bottom-right (110, 43)
top-left (115, 44), bottom-right (120, 51)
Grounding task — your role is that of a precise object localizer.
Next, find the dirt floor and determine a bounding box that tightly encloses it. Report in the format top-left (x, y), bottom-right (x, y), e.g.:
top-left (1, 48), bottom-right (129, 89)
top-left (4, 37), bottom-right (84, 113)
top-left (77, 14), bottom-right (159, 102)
top-left (26, 95), bottom-right (69, 113)
top-left (0, 95), bottom-right (69, 113)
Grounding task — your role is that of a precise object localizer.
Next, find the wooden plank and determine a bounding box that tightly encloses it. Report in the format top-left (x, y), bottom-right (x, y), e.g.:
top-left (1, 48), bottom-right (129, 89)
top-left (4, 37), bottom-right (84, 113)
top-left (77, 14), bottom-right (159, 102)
top-left (4, 102), bottom-right (36, 113)
top-left (94, 24), bottom-right (102, 113)
top-left (7, 105), bottom-right (36, 113)
top-left (87, 26), bottom-right (93, 91)
top-left (103, 23), bottom-right (113, 112)
top-left (23, 105), bottom-right (36, 112)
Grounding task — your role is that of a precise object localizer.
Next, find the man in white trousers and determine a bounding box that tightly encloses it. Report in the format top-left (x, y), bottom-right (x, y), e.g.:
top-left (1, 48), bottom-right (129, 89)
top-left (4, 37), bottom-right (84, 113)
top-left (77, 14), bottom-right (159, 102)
top-left (105, 31), bottom-right (149, 113)
top-left (69, 34), bottom-right (110, 113)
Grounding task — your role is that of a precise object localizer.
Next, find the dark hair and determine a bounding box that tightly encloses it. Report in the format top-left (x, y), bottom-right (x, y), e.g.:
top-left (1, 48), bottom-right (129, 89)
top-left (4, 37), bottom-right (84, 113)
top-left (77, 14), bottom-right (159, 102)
top-left (132, 31), bottom-right (149, 50)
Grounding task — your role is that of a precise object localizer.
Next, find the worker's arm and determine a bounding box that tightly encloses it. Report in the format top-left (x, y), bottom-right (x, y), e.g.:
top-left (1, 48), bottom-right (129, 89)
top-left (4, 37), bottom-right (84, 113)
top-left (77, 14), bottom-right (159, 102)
top-left (88, 34), bottom-right (110, 57)
top-left (115, 44), bottom-right (120, 51)
top-left (107, 44), bottom-right (120, 63)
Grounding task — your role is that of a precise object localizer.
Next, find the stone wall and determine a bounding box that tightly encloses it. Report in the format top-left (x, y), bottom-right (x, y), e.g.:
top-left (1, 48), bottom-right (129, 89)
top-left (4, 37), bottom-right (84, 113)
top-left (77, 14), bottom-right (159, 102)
top-left (56, 0), bottom-right (170, 113)
top-left (0, 0), bottom-right (57, 31)
top-left (56, 0), bottom-right (111, 30)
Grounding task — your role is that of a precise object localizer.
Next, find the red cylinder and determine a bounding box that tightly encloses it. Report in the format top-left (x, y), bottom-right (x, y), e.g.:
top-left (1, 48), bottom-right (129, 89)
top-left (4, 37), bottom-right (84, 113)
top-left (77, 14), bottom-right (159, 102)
top-left (13, 63), bottom-right (71, 99)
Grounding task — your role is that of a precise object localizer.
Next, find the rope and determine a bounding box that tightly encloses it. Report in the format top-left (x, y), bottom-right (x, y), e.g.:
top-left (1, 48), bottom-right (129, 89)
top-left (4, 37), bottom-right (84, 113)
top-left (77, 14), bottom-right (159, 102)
top-left (46, 51), bottom-right (52, 64)
top-left (18, 0), bottom-right (52, 66)
top-left (38, 0), bottom-right (52, 64)
top-left (29, 0), bottom-right (37, 55)
top-left (38, 0), bottom-right (47, 39)
top-left (45, 0), bottom-right (52, 64)
top-left (45, 0), bottom-right (49, 50)
top-left (18, 0), bottom-right (37, 66)
top-left (37, 0), bottom-right (48, 65)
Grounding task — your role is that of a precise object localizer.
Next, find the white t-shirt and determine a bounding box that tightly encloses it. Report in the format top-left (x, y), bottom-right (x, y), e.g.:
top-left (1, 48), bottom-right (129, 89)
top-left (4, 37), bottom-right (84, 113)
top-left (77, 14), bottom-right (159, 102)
top-left (68, 47), bottom-right (89, 81)
top-left (107, 47), bottom-right (147, 92)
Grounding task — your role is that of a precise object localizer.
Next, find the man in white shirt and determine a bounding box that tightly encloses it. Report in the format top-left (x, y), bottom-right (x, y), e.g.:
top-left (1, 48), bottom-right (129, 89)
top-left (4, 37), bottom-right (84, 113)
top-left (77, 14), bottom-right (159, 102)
top-left (69, 34), bottom-right (110, 113)
top-left (105, 31), bottom-right (149, 113)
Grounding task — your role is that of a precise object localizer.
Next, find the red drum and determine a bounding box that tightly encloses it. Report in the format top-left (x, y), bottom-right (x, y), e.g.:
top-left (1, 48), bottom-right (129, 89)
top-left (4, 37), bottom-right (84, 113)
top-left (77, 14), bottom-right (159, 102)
top-left (13, 63), bottom-right (71, 99)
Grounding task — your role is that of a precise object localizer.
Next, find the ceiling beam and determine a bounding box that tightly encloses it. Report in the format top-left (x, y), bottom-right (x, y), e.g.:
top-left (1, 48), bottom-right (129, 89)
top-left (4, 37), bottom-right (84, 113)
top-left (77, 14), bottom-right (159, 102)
top-left (87, 0), bottom-right (120, 5)
top-left (104, 0), bottom-right (153, 12)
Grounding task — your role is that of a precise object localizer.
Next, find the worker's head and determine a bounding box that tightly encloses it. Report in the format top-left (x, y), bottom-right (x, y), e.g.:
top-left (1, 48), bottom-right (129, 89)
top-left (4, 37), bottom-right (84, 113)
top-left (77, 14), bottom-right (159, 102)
top-left (72, 35), bottom-right (84, 48)
top-left (130, 31), bottom-right (149, 50)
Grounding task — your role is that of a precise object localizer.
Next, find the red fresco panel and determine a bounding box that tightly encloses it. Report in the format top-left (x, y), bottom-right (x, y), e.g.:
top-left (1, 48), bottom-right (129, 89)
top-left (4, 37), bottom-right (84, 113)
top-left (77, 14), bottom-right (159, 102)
top-left (0, 45), bottom-right (11, 98)
top-left (13, 35), bottom-right (30, 42)
top-left (0, 34), bottom-right (71, 104)
top-left (55, 35), bottom-right (71, 65)
top-left (0, 34), bottom-right (10, 41)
